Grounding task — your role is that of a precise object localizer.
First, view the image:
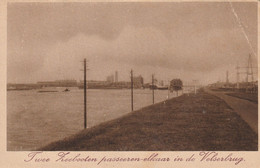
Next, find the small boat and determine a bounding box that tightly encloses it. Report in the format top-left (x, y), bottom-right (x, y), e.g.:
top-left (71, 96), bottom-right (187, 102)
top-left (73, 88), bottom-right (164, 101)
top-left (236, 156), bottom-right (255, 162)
top-left (63, 88), bottom-right (70, 92)
top-left (157, 86), bottom-right (169, 90)
top-left (149, 84), bottom-right (169, 90)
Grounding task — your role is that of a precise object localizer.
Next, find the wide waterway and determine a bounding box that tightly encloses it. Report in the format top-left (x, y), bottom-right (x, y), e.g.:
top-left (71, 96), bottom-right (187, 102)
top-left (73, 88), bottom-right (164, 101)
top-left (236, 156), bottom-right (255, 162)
top-left (7, 88), bottom-right (183, 151)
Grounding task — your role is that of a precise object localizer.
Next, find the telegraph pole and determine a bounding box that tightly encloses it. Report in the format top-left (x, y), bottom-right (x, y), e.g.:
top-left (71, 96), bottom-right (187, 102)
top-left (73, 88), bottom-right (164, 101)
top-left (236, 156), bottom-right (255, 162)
top-left (84, 59), bottom-right (87, 129)
top-left (236, 63), bottom-right (240, 89)
top-left (236, 55), bottom-right (257, 92)
top-left (246, 54), bottom-right (254, 93)
top-left (193, 80), bottom-right (198, 95)
top-left (131, 69), bottom-right (134, 111)
top-left (152, 74), bottom-right (155, 104)
top-left (167, 80), bottom-right (170, 99)
top-left (246, 54), bottom-right (254, 82)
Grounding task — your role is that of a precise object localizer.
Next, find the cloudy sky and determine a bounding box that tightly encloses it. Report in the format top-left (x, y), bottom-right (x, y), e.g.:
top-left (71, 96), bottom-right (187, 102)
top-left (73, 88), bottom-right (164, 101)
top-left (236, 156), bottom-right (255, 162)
top-left (7, 2), bottom-right (257, 84)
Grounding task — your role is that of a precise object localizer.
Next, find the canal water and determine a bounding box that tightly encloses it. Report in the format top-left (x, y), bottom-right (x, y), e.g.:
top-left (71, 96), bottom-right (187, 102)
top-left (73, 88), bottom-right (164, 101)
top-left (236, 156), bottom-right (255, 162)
top-left (7, 88), bottom-right (180, 151)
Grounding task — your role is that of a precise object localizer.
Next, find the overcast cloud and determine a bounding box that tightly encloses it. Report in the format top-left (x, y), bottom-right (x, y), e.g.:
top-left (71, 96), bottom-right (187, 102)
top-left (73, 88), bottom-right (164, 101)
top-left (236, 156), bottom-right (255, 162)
top-left (7, 2), bottom-right (257, 84)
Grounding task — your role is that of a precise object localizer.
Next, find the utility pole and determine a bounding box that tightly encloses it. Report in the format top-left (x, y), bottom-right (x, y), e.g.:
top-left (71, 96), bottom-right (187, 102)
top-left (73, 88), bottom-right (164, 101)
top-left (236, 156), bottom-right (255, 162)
top-left (246, 54), bottom-right (254, 82)
top-left (83, 59), bottom-right (87, 129)
top-left (152, 74), bottom-right (155, 104)
top-left (167, 80), bottom-right (170, 99)
top-left (236, 55), bottom-right (257, 92)
top-left (193, 80), bottom-right (198, 95)
top-left (131, 69), bottom-right (133, 111)
top-left (246, 54), bottom-right (254, 93)
top-left (236, 63), bottom-right (240, 89)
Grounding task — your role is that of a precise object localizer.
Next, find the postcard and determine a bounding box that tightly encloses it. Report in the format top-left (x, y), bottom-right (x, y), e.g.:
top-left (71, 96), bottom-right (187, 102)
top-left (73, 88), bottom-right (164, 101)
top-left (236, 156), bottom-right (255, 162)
top-left (0, 0), bottom-right (259, 167)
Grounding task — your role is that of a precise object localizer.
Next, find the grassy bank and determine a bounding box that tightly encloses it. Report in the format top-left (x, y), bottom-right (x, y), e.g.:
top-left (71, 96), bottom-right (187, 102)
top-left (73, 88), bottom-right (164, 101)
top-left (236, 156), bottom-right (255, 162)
top-left (39, 89), bottom-right (257, 151)
top-left (226, 92), bottom-right (258, 104)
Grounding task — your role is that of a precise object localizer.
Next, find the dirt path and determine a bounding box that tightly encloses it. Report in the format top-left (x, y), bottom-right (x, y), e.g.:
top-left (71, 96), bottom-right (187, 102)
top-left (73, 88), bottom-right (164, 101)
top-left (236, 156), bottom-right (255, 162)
top-left (205, 88), bottom-right (258, 134)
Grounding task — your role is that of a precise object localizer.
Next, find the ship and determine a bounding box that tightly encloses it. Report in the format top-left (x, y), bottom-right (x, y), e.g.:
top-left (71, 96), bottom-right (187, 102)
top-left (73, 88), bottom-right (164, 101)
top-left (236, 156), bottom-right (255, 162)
top-left (63, 88), bottom-right (70, 92)
top-left (38, 87), bottom-right (58, 93)
top-left (149, 84), bottom-right (169, 90)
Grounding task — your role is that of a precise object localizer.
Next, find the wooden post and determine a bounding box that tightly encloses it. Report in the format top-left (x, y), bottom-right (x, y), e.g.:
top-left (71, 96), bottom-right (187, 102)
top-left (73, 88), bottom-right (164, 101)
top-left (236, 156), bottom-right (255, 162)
top-left (167, 86), bottom-right (170, 99)
top-left (236, 63), bottom-right (240, 90)
top-left (84, 58), bottom-right (87, 129)
top-left (152, 74), bottom-right (154, 104)
top-left (131, 69), bottom-right (133, 111)
top-left (168, 80), bottom-right (170, 99)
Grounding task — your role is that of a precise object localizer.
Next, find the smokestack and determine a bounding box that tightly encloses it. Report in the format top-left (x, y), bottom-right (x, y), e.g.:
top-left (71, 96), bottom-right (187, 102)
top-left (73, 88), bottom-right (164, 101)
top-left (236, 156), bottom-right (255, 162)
top-left (226, 70), bottom-right (229, 84)
top-left (115, 71), bottom-right (118, 82)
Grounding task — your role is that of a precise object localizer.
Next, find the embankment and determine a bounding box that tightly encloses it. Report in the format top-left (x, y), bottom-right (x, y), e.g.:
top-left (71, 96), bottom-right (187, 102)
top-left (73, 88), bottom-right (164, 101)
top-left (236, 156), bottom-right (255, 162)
top-left (39, 89), bottom-right (257, 151)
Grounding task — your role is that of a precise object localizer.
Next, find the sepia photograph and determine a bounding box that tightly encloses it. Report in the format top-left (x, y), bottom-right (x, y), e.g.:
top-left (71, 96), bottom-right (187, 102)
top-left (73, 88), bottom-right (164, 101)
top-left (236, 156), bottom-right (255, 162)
top-left (6, 1), bottom-right (258, 152)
